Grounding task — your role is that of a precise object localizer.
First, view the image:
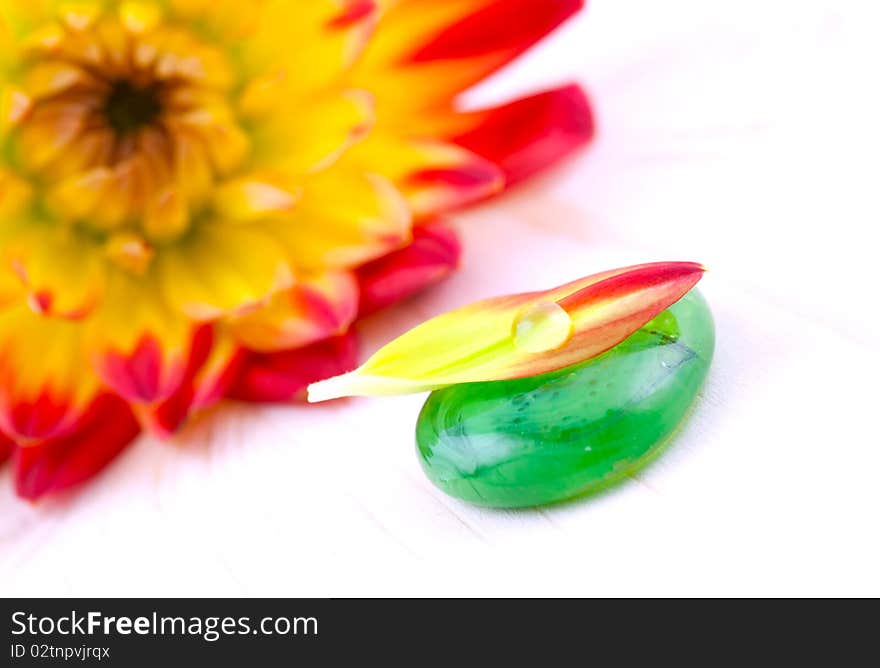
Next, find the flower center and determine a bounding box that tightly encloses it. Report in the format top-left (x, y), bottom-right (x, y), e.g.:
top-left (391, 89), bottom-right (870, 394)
top-left (9, 9), bottom-right (249, 259)
top-left (104, 81), bottom-right (162, 136)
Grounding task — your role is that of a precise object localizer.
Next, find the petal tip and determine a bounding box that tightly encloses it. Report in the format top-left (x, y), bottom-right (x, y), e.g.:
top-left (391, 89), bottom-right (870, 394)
top-left (307, 372), bottom-right (358, 403)
top-left (307, 372), bottom-right (425, 402)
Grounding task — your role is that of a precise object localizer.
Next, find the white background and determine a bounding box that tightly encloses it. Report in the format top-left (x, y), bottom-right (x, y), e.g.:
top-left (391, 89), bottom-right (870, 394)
top-left (3, 0), bottom-right (879, 596)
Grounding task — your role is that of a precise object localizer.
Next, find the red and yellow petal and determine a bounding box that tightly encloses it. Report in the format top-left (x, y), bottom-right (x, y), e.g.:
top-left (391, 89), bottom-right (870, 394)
top-left (450, 84), bottom-right (595, 187)
top-left (14, 393), bottom-right (140, 501)
top-left (7, 226), bottom-right (105, 318)
top-left (356, 0), bottom-right (584, 112)
top-left (356, 219), bottom-right (461, 316)
top-left (267, 169), bottom-right (411, 271)
top-left (185, 330), bottom-right (244, 411)
top-left (86, 270), bottom-right (194, 405)
top-left (309, 262), bottom-right (706, 401)
top-left (143, 325), bottom-right (245, 436)
top-left (0, 304), bottom-right (100, 440)
top-left (227, 271), bottom-right (359, 353)
top-left (345, 132), bottom-right (503, 217)
top-left (229, 332), bottom-right (359, 403)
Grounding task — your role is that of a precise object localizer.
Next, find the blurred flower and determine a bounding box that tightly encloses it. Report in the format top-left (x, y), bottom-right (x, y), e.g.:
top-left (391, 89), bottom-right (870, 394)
top-left (0, 0), bottom-right (594, 499)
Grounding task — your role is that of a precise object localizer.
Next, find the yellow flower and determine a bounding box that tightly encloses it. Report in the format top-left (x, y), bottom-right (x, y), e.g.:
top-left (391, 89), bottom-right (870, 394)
top-left (0, 0), bottom-right (593, 499)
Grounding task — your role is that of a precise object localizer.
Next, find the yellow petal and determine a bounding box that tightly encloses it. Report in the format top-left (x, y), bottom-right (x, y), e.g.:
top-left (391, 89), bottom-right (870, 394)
top-left (48, 164), bottom-right (138, 230)
top-left (236, 0), bottom-right (376, 97)
top-left (266, 169), bottom-right (411, 271)
top-left (24, 60), bottom-right (103, 99)
top-left (309, 262), bottom-right (706, 401)
top-left (119, 0), bottom-right (163, 34)
top-left (249, 89), bottom-right (374, 176)
top-left (213, 177), bottom-right (301, 223)
top-left (57, 1), bottom-right (103, 32)
top-left (15, 101), bottom-right (90, 172)
top-left (9, 225), bottom-right (105, 319)
top-left (171, 130), bottom-right (214, 203)
top-left (0, 168), bottom-right (33, 218)
top-left (0, 264), bottom-right (23, 309)
top-left (0, 5), bottom-right (57, 38)
top-left (156, 222), bottom-right (294, 320)
top-left (168, 106), bottom-right (248, 174)
top-left (105, 231), bottom-right (154, 275)
top-left (168, 0), bottom-right (264, 41)
top-left (226, 271), bottom-right (358, 352)
top-left (0, 87), bottom-right (32, 132)
top-left (143, 187), bottom-right (190, 241)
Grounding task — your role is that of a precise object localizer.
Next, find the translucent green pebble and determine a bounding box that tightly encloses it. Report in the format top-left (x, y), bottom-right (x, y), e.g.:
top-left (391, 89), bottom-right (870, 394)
top-left (415, 289), bottom-right (715, 508)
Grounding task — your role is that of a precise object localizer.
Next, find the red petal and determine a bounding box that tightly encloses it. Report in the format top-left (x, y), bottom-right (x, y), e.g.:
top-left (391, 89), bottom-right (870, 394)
top-left (144, 325), bottom-right (214, 436)
top-left (95, 321), bottom-right (199, 406)
top-left (453, 84), bottom-right (595, 187)
top-left (100, 335), bottom-right (166, 403)
top-left (14, 394), bottom-right (140, 500)
top-left (356, 1), bottom-right (584, 112)
top-left (407, 0), bottom-right (584, 68)
top-left (356, 220), bottom-right (461, 317)
top-left (0, 431), bottom-right (13, 467)
top-left (328, 0), bottom-right (376, 30)
top-left (402, 152), bottom-right (504, 215)
top-left (228, 333), bottom-right (359, 403)
top-left (147, 325), bottom-right (244, 437)
top-left (1, 392), bottom-right (83, 442)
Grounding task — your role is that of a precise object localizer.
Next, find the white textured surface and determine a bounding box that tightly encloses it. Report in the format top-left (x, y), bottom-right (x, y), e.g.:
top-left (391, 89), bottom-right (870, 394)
top-left (3, 0), bottom-right (879, 597)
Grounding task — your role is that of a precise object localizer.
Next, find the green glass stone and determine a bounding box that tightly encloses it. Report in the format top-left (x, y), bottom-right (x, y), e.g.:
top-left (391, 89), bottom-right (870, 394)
top-left (415, 289), bottom-right (715, 508)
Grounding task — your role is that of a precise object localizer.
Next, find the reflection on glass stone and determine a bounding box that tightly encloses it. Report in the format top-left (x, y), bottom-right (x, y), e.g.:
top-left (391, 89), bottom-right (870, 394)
top-left (416, 290), bottom-right (715, 508)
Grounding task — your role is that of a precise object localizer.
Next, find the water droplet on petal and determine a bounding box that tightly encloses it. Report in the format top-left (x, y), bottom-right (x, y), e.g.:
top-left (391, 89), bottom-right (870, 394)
top-left (513, 301), bottom-right (573, 353)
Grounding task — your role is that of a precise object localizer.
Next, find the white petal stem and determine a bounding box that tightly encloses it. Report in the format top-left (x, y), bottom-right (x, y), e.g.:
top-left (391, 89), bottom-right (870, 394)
top-left (307, 372), bottom-right (430, 402)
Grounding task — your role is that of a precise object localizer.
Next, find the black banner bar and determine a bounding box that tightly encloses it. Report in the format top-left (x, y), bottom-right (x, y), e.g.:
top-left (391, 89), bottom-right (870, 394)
top-left (1, 598), bottom-right (870, 665)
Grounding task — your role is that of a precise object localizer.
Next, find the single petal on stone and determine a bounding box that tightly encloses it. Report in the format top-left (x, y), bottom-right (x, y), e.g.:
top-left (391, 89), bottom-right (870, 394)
top-left (416, 290), bottom-right (715, 508)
